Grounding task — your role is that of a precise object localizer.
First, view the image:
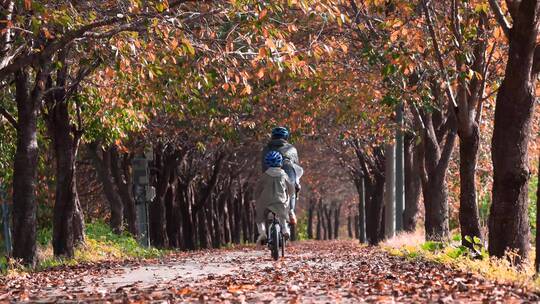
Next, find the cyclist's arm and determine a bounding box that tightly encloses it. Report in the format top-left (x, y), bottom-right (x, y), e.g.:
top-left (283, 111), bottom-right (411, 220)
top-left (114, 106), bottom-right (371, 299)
top-left (285, 175), bottom-right (295, 198)
top-left (289, 146), bottom-right (299, 164)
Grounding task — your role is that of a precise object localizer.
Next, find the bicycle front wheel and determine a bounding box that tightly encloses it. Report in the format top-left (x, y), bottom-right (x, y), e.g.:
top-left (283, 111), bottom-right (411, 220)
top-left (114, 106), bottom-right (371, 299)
top-left (270, 225), bottom-right (280, 261)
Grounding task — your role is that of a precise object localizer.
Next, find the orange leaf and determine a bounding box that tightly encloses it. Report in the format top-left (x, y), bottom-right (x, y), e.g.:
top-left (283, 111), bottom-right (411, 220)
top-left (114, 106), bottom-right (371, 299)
top-left (258, 9), bottom-right (268, 20)
top-left (256, 68), bottom-right (265, 79)
top-left (258, 47), bottom-right (267, 58)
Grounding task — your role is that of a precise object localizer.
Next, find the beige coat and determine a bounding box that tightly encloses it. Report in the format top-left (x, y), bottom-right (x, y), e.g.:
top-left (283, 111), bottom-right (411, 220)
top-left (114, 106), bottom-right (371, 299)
top-left (255, 167), bottom-right (295, 223)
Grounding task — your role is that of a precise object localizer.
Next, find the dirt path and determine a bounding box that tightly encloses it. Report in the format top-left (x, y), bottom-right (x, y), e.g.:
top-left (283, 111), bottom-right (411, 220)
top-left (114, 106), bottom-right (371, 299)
top-left (1, 240), bottom-right (539, 303)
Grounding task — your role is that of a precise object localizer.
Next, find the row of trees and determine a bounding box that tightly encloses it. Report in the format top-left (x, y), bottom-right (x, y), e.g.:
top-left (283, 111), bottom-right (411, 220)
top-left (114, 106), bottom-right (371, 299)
top-left (1, 0), bottom-right (539, 267)
top-left (293, 0), bottom-right (538, 265)
top-left (0, 0), bottom-right (343, 265)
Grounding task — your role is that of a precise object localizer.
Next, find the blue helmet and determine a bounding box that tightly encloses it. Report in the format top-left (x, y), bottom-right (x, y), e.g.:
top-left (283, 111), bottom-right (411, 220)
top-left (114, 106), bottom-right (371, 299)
top-left (264, 151), bottom-right (283, 168)
top-left (271, 127), bottom-right (289, 139)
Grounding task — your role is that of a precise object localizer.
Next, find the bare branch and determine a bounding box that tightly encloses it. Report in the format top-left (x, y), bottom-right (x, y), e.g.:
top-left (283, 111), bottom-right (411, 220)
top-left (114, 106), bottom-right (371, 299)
top-left (476, 42), bottom-right (497, 124)
top-left (451, 0), bottom-right (463, 48)
top-left (422, 0), bottom-right (458, 109)
top-left (436, 130), bottom-right (457, 173)
top-left (488, 0), bottom-right (511, 40)
top-left (0, 106), bottom-right (17, 129)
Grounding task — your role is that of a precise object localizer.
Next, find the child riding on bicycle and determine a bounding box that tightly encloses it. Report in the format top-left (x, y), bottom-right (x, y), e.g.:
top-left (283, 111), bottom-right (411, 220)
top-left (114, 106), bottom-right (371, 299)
top-left (255, 151), bottom-right (295, 245)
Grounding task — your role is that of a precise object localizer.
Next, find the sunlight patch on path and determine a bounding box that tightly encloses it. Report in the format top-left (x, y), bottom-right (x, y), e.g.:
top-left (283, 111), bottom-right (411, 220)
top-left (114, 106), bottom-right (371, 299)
top-left (93, 249), bottom-right (269, 288)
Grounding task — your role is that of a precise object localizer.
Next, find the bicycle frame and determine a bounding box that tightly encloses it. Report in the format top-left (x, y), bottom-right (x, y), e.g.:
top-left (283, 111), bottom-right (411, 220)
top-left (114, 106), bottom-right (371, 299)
top-left (266, 211), bottom-right (285, 260)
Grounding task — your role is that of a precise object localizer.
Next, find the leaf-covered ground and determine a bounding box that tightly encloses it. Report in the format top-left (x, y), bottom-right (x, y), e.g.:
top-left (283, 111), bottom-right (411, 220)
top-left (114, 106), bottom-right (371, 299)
top-left (1, 240), bottom-right (539, 303)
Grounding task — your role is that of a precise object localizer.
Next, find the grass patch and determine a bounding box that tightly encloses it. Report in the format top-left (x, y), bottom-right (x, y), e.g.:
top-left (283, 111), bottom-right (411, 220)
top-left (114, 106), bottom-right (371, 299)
top-left (383, 232), bottom-right (540, 290)
top-left (1, 221), bottom-right (165, 274)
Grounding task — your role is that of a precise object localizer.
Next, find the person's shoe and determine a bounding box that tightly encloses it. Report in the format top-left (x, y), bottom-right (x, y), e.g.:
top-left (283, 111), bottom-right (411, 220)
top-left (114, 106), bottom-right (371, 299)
top-left (289, 211), bottom-right (297, 225)
top-left (256, 234), bottom-right (267, 245)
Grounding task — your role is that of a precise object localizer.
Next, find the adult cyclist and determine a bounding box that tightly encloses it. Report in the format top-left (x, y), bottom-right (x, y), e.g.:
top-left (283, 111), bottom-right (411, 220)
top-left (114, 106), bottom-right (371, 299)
top-left (261, 127), bottom-right (301, 225)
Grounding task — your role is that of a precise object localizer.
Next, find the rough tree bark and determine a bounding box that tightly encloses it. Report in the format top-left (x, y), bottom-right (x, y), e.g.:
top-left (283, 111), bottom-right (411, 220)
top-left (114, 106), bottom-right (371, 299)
top-left (47, 91), bottom-right (85, 257)
top-left (333, 202), bottom-right (342, 239)
top-left (11, 67), bottom-right (48, 266)
top-left (355, 143), bottom-right (386, 246)
top-left (354, 176), bottom-right (367, 243)
top-left (403, 132), bottom-right (421, 232)
top-left (88, 143), bottom-right (123, 234)
top-left (110, 147), bottom-right (137, 236)
top-left (454, 12), bottom-right (487, 248)
top-left (325, 204), bottom-right (333, 240)
top-left (347, 215), bottom-right (353, 239)
top-left (307, 199), bottom-right (314, 239)
top-left (424, 0), bottom-right (486, 247)
top-left (178, 181), bottom-right (195, 250)
top-left (534, 155), bottom-right (540, 273)
top-left (415, 87), bottom-right (456, 241)
top-left (165, 170), bottom-right (179, 248)
top-left (489, 0), bottom-right (540, 261)
top-left (316, 200), bottom-right (322, 240)
top-left (149, 146), bottom-right (174, 248)
top-left (45, 54), bottom-right (87, 257)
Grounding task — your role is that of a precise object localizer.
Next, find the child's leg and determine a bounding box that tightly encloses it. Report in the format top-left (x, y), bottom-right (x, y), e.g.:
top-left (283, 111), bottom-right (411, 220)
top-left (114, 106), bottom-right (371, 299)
top-left (289, 194), bottom-right (297, 224)
top-left (278, 217), bottom-right (290, 237)
top-left (256, 222), bottom-right (267, 244)
top-left (257, 222), bottom-right (266, 235)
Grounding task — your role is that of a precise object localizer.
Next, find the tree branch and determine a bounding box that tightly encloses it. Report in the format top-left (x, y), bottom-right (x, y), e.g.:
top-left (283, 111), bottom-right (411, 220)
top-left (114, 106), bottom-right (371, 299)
top-left (488, 0), bottom-right (511, 40)
top-left (0, 0), bottom-right (194, 82)
top-left (0, 106), bottom-right (17, 129)
top-left (422, 0), bottom-right (458, 109)
top-left (436, 130), bottom-right (457, 174)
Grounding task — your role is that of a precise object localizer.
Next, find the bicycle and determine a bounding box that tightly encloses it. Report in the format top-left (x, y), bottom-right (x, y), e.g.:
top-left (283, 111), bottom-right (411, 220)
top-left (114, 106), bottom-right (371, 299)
top-left (266, 211), bottom-right (286, 261)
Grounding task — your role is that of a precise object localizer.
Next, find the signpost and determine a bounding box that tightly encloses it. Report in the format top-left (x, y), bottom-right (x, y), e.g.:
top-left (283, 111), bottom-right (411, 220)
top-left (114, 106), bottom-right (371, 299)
top-left (132, 154), bottom-right (155, 247)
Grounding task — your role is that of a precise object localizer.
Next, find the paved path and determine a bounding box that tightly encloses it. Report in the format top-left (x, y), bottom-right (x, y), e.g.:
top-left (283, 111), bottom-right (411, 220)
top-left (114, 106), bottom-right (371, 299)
top-left (1, 240), bottom-right (539, 303)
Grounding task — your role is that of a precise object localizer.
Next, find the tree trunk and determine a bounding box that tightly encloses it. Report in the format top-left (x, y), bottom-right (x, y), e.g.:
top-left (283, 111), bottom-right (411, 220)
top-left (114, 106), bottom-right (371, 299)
top-left (88, 143), bottom-right (123, 234)
top-left (423, 175), bottom-right (450, 241)
top-left (334, 203), bottom-right (341, 239)
top-left (366, 175), bottom-right (385, 245)
top-left (384, 143), bottom-right (396, 239)
top-left (354, 215), bottom-right (359, 239)
top-left (356, 176), bottom-right (367, 243)
top-left (223, 195), bottom-right (232, 244)
top-left (72, 198), bottom-right (85, 246)
top-left (534, 156), bottom-right (540, 273)
top-left (49, 99), bottom-right (84, 257)
top-left (307, 200), bottom-right (314, 239)
top-left (325, 205), bottom-right (333, 240)
top-left (232, 187), bottom-right (242, 244)
top-left (403, 133), bottom-right (421, 232)
top-left (211, 195), bottom-right (222, 248)
top-left (165, 174), bottom-right (179, 248)
top-left (316, 202), bottom-right (322, 240)
top-left (110, 147), bottom-right (137, 236)
top-left (489, 1), bottom-right (540, 260)
top-left (418, 106), bottom-right (455, 241)
top-left (198, 206), bottom-right (210, 249)
top-left (458, 126), bottom-right (483, 247)
top-left (12, 69), bottom-right (45, 266)
top-left (149, 147), bottom-right (172, 248)
top-left (179, 182), bottom-right (195, 250)
top-left (321, 204), bottom-right (328, 240)
top-left (347, 215), bottom-right (353, 239)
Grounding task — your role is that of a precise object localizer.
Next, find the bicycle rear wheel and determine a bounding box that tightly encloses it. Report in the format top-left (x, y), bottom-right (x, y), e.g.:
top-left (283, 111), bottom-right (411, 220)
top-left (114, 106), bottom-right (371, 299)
top-left (270, 224), bottom-right (280, 261)
top-left (281, 233), bottom-right (285, 257)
